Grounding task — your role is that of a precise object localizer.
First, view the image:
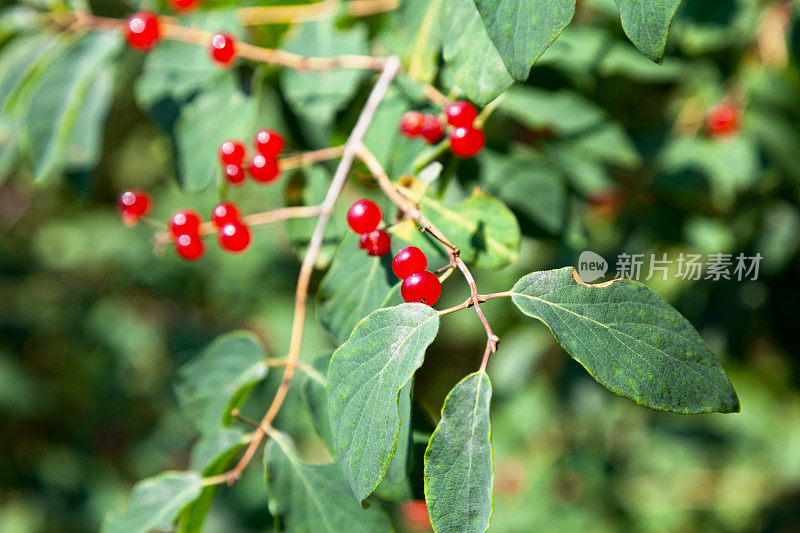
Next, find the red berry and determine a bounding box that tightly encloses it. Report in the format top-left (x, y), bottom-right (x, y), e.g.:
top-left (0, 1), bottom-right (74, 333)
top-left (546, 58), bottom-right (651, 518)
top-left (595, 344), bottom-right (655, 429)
top-left (126, 12), bottom-right (160, 51)
top-left (218, 222), bottom-right (251, 252)
top-left (359, 233), bottom-right (369, 249)
top-left (401, 271), bottom-right (441, 306)
top-left (118, 190), bottom-right (151, 225)
top-left (706, 103), bottom-right (739, 137)
top-left (400, 500), bottom-right (431, 531)
top-left (170, 0), bottom-right (200, 11)
top-left (169, 210), bottom-right (201, 237)
top-left (400, 111), bottom-right (425, 137)
top-left (347, 199), bottom-right (382, 234)
top-left (175, 233), bottom-right (204, 260)
top-left (248, 154), bottom-right (280, 183)
top-left (224, 163), bottom-right (246, 184)
top-left (254, 129), bottom-right (285, 156)
top-left (446, 101), bottom-right (478, 128)
top-left (362, 229), bottom-right (391, 257)
top-left (212, 202), bottom-right (241, 229)
top-left (392, 246), bottom-right (427, 279)
top-left (420, 114), bottom-right (444, 144)
top-left (210, 33), bottom-right (236, 66)
top-left (219, 140), bottom-right (245, 165)
top-left (449, 126), bottom-right (485, 157)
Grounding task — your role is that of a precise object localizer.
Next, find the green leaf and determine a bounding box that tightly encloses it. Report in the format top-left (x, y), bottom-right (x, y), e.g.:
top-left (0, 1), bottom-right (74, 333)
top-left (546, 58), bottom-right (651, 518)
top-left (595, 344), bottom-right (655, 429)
top-left (473, 0), bottom-right (576, 80)
top-left (424, 371), bottom-right (493, 533)
top-left (300, 354), bottom-right (334, 454)
top-left (174, 83), bottom-right (257, 191)
top-left (20, 32), bottom-right (121, 183)
top-left (438, 0), bottom-right (514, 104)
top-left (102, 471), bottom-right (204, 533)
top-left (173, 332), bottom-right (268, 435)
top-left (327, 304), bottom-right (440, 501)
top-left (615, 0), bottom-right (682, 63)
top-left (317, 233), bottom-right (393, 345)
top-left (374, 378), bottom-right (414, 501)
top-left (280, 18), bottom-right (368, 125)
top-left (135, 10), bottom-right (241, 108)
top-left (510, 267), bottom-right (740, 414)
top-left (264, 431), bottom-right (392, 532)
top-left (392, 188), bottom-right (520, 270)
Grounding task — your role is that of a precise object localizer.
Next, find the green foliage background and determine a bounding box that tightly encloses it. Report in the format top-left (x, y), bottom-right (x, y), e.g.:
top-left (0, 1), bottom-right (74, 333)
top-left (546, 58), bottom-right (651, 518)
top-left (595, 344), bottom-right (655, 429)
top-left (2, 0), bottom-right (800, 531)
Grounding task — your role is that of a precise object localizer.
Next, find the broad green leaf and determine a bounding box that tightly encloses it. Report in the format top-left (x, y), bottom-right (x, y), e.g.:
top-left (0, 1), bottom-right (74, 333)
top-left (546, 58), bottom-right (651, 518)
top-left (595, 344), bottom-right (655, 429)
top-left (473, 0), bottom-right (576, 80)
top-left (510, 267), bottom-right (740, 414)
top-left (362, 86), bottom-right (411, 171)
top-left (135, 10), bottom-right (240, 108)
top-left (317, 233), bottom-right (393, 345)
top-left (328, 304), bottom-right (440, 501)
top-left (173, 332), bottom-right (268, 435)
top-left (374, 378), bottom-right (414, 501)
top-left (280, 19), bottom-right (368, 124)
top-left (382, 0), bottom-right (442, 82)
top-left (424, 371), bottom-right (493, 533)
top-left (264, 431), bottom-right (392, 532)
top-left (615, 0), bottom-right (682, 63)
top-left (300, 354), bottom-right (334, 454)
top-left (20, 32), bottom-right (121, 183)
top-left (392, 188), bottom-right (520, 270)
top-left (102, 471), bottom-right (204, 533)
top-left (174, 83), bottom-right (257, 191)
top-left (438, 0), bottom-right (514, 104)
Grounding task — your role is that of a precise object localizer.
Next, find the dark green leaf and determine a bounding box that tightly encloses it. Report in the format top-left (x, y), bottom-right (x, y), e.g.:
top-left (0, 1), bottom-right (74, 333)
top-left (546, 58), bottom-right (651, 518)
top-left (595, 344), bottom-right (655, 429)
top-left (102, 471), bottom-right (204, 533)
top-left (424, 371), bottom-right (493, 533)
top-left (374, 379), bottom-right (413, 501)
top-left (615, 0), bottom-right (682, 62)
top-left (328, 304), bottom-right (440, 501)
top-left (510, 267), bottom-right (740, 414)
top-left (173, 332), bottom-right (268, 435)
top-left (300, 354), bottom-right (334, 454)
top-left (264, 431), bottom-right (392, 532)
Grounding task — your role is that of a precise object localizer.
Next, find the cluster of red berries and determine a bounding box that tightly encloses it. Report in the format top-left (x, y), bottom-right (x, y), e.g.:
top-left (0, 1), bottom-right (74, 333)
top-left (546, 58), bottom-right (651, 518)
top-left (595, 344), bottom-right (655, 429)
top-left (219, 129), bottom-right (285, 186)
top-left (347, 200), bottom-right (391, 257)
top-left (393, 246), bottom-right (441, 306)
top-left (705, 102), bottom-right (740, 138)
top-left (118, 191), bottom-right (251, 260)
top-left (125, 12), bottom-right (236, 67)
top-left (399, 101), bottom-right (485, 158)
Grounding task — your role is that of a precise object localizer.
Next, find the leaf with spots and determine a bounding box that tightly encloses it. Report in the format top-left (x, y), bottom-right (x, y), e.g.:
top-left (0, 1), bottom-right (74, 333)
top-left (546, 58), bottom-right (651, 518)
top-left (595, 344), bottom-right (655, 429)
top-left (327, 304), bottom-right (439, 501)
top-left (510, 267), bottom-right (740, 414)
top-left (615, 0), bottom-right (682, 63)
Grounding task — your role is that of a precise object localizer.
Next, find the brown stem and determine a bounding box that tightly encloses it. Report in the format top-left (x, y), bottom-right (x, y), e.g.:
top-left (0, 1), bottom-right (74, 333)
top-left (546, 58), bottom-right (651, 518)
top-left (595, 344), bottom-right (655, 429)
top-left (355, 144), bottom-right (500, 371)
top-left (226, 56), bottom-right (402, 485)
top-left (237, 0), bottom-right (399, 25)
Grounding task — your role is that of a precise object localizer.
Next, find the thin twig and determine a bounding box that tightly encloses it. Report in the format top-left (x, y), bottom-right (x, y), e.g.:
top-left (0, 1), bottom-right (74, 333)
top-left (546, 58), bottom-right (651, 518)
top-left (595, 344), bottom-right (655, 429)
top-left (226, 56), bottom-right (402, 485)
top-left (356, 144), bottom-right (500, 371)
top-left (265, 357), bottom-right (326, 385)
top-left (237, 0), bottom-right (399, 25)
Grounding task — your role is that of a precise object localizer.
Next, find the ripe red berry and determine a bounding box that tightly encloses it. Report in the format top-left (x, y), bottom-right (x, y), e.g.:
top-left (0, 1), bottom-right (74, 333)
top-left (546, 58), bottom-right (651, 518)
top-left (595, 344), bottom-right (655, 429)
top-left (224, 163), bottom-right (246, 184)
top-left (446, 101), bottom-right (478, 128)
top-left (118, 190), bottom-right (151, 225)
top-left (401, 271), bottom-right (441, 306)
top-left (212, 202), bottom-right (241, 229)
top-left (175, 233), bottom-right (204, 260)
top-left (126, 12), bottom-right (160, 51)
top-left (400, 500), bottom-right (431, 531)
top-left (362, 229), bottom-right (391, 257)
top-left (219, 140), bottom-right (245, 165)
top-left (420, 114), bottom-right (444, 144)
top-left (399, 111), bottom-right (425, 137)
top-left (347, 199), bottom-right (382, 234)
top-left (254, 129), bottom-right (285, 156)
top-left (449, 126), bottom-right (485, 157)
top-left (169, 210), bottom-right (201, 237)
top-left (392, 246), bottom-right (427, 279)
top-left (170, 0), bottom-right (200, 11)
top-left (706, 103), bottom-right (739, 137)
top-left (248, 154), bottom-right (280, 183)
top-left (218, 222), bottom-right (251, 252)
top-left (359, 233), bottom-right (369, 249)
top-left (210, 33), bottom-right (236, 66)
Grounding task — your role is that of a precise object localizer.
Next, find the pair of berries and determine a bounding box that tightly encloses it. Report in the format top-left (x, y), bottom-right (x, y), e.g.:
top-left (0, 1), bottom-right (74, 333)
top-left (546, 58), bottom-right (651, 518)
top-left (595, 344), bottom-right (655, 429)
top-left (393, 246), bottom-right (441, 306)
top-left (118, 190), bottom-right (151, 225)
top-left (125, 12), bottom-right (236, 67)
top-left (705, 102), bottom-right (740, 138)
top-left (169, 203), bottom-right (252, 260)
top-left (219, 129), bottom-right (285, 185)
top-left (347, 200), bottom-right (391, 256)
top-left (399, 101), bottom-right (486, 158)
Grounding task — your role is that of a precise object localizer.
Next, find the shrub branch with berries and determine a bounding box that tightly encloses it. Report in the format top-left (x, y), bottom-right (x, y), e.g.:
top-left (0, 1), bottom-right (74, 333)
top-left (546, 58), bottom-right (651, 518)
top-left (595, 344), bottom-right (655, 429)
top-left (3, 1), bottom-right (747, 532)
